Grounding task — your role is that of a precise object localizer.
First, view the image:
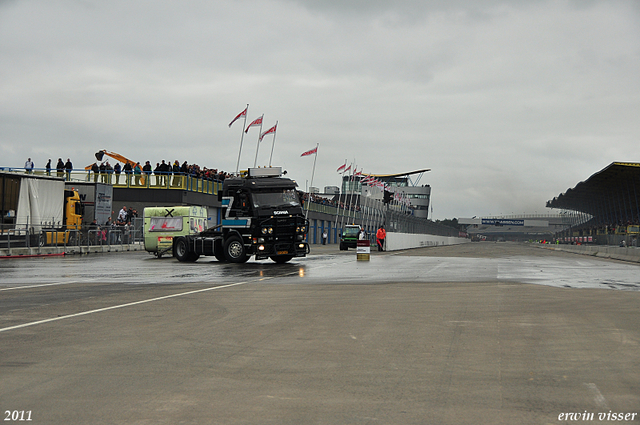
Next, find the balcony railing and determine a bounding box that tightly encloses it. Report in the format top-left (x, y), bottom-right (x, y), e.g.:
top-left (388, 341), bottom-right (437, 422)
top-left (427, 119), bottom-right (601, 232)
top-left (0, 168), bottom-right (223, 195)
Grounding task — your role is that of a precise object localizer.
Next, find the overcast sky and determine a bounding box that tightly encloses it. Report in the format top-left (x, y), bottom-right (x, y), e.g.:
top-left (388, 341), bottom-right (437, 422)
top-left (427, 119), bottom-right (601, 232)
top-left (1, 0), bottom-right (639, 219)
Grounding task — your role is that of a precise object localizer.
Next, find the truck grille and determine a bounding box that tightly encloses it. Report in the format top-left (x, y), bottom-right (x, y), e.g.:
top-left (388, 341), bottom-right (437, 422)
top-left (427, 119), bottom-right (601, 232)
top-left (274, 218), bottom-right (293, 241)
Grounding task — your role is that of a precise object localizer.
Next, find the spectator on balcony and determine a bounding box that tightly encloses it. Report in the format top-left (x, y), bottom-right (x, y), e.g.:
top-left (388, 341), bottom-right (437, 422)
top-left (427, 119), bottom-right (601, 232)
top-left (105, 161), bottom-right (113, 184)
top-left (133, 162), bottom-right (142, 186)
top-left (123, 161), bottom-right (133, 186)
top-left (114, 162), bottom-right (121, 185)
top-left (172, 160), bottom-right (181, 186)
top-left (90, 162), bottom-right (99, 183)
top-left (24, 158), bottom-right (34, 174)
top-left (56, 158), bottom-right (65, 178)
top-left (64, 158), bottom-right (73, 181)
top-left (154, 162), bottom-right (162, 186)
top-left (142, 161), bottom-right (152, 186)
top-left (99, 162), bottom-right (107, 183)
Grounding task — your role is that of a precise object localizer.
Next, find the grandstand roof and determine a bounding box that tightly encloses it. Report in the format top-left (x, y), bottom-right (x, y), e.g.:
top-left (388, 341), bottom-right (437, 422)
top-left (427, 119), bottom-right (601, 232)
top-left (546, 162), bottom-right (640, 223)
top-left (364, 169), bottom-right (431, 179)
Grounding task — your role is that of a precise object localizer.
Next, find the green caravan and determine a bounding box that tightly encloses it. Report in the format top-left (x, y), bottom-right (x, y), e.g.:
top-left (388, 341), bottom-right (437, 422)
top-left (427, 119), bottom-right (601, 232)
top-left (143, 206), bottom-right (207, 258)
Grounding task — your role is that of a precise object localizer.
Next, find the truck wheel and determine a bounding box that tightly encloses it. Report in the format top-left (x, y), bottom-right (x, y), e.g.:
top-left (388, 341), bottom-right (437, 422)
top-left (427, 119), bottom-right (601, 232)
top-left (224, 236), bottom-right (248, 263)
top-left (174, 238), bottom-right (196, 262)
top-left (271, 255), bottom-right (293, 264)
top-left (340, 242), bottom-right (347, 250)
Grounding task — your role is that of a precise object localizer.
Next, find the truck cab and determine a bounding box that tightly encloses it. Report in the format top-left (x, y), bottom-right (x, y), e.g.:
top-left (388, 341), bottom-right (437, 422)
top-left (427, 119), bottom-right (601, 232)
top-left (43, 189), bottom-right (83, 245)
top-left (172, 167), bottom-right (310, 263)
top-left (340, 224), bottom-right (361, 250)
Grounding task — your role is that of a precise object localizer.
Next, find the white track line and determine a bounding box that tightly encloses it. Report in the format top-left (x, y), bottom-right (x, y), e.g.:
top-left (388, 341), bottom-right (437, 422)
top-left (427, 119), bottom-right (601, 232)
top-left (0, 281), bottom-right (248, 333)
top-left (0, 281), bottom-right (79, 291)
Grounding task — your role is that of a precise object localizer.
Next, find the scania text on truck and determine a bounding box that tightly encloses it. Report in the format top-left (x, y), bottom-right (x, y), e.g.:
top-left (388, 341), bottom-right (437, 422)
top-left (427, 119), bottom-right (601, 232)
top-left (172, 167), bottom-right (309, 263)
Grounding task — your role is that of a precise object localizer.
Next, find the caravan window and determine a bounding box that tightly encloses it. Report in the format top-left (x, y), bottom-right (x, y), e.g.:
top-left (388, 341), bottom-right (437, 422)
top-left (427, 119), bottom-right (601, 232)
top-left (149, 217), bottom-right (183, 232)
top-left (190, 218), bottom-right (205, 233)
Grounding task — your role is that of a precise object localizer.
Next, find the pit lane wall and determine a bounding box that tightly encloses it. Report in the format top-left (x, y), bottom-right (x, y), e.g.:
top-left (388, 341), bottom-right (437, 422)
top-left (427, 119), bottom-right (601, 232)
top-left (539, 244), bottom-right (640, 264)
top-left (385, 232), bottom-right (470, 251)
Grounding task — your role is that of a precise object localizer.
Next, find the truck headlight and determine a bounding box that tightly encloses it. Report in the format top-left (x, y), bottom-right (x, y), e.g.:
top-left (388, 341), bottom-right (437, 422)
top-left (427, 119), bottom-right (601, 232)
top-left (262, 228), bottom-right (268, 235)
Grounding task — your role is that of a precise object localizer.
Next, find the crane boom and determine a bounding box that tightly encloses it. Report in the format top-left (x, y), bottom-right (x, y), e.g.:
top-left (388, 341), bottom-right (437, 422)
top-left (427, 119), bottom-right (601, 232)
top-left (84, 150), bottom-right (137, 170)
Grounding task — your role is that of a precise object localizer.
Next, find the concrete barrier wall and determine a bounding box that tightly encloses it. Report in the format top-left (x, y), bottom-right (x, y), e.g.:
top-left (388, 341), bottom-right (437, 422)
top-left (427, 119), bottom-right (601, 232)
top-left (541, 244), bottom-right (640, 263)
top-left (1, 243), bottom-right (143, 258)
top-left (385, 232), bottom-right (470, 251)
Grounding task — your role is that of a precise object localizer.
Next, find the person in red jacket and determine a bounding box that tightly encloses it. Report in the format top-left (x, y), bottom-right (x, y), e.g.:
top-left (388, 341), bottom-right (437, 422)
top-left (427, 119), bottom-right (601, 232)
top-left (376, 225), bottom-right (386, 252)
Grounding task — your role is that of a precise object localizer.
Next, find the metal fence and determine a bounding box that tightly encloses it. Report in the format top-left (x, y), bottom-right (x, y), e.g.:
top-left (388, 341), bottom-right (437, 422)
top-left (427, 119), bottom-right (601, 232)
top-left (1, 218), bottom-right (144, 255)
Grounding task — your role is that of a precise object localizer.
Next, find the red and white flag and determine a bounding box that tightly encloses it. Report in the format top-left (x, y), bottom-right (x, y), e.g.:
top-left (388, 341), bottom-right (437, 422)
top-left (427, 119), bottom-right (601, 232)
top-left (259, 123), bottom-right (277, 142)
top-left (344, 165), bottom-right (352, 173)
top-left (301, 147), bottom-right (318, 157)
top-left (245, 115), bottom-right (263, 133)
top-left (228, 106), bottom-right (247, 128)
top-left (337, 163), bottom-right (346, 173)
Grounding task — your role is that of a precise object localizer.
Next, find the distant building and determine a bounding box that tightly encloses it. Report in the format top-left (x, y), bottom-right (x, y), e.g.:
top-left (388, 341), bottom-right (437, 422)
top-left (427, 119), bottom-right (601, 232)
top-left (342, 169), bottom-right (432, 219)
top-left (324, 186), bottom-right (340, 195)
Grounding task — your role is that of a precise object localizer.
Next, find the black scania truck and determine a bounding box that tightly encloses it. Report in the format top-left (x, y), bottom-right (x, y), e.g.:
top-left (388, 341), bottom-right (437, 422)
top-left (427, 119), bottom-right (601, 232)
top-left (172, 167), bottom-right (309, 263)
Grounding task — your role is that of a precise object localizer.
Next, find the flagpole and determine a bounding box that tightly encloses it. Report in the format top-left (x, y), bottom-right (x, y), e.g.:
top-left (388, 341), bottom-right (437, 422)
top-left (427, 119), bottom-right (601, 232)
top-left (268, 121), bottom-right (278, 167)
top-left (340, 162), bottom-right (349, 230)
top-left (234, 104), bottom-right (248, 175)
top-left (347, 162), bottom-right (357, 226)
top-left (340, 161), bottom-right (355, 230)
top-left (364, 183), bottom-right (373, 236)
top-left (253, 116), bottom-right (264, 168)
top-left (304, 143), bottom-right (319, 221)
top-left (346, 163), bottom-right (355, 226)
top-left (338, 160), bottom-right (349, 231)
top-left (333, 169), bottom-right (343, 237)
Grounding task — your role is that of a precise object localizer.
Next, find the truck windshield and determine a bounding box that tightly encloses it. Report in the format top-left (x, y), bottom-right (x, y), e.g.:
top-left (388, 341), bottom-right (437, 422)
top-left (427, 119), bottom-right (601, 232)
top-left (252, 189), bottom-right (300, 209)
top-left (343, 227), bottom-right (360, 237)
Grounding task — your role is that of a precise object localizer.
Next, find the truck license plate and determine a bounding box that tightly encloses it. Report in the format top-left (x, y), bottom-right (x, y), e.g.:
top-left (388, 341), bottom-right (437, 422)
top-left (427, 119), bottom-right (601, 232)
top-left (277, 250), bottom-right (289, 255)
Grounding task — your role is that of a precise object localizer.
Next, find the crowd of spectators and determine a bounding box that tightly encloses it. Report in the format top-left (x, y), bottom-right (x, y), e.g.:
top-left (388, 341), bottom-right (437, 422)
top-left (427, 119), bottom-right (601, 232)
top-left (19, 156), bottom-right (232, 185)
top-left (85, 159), bottom-right (233, 186)
top-left (20, 157), bottom-right (73, 180)
top-left (573, 221), bottom-right (640, 236)
top-left (86, 205), bottom-right (139, 245)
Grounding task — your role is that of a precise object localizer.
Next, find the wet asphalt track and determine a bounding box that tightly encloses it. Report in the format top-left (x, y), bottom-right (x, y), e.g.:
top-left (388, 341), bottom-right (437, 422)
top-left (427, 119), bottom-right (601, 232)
top-left (1, 242), bottom-right (640, 290)
top-left (1, 242), bottom-right (639, 424)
